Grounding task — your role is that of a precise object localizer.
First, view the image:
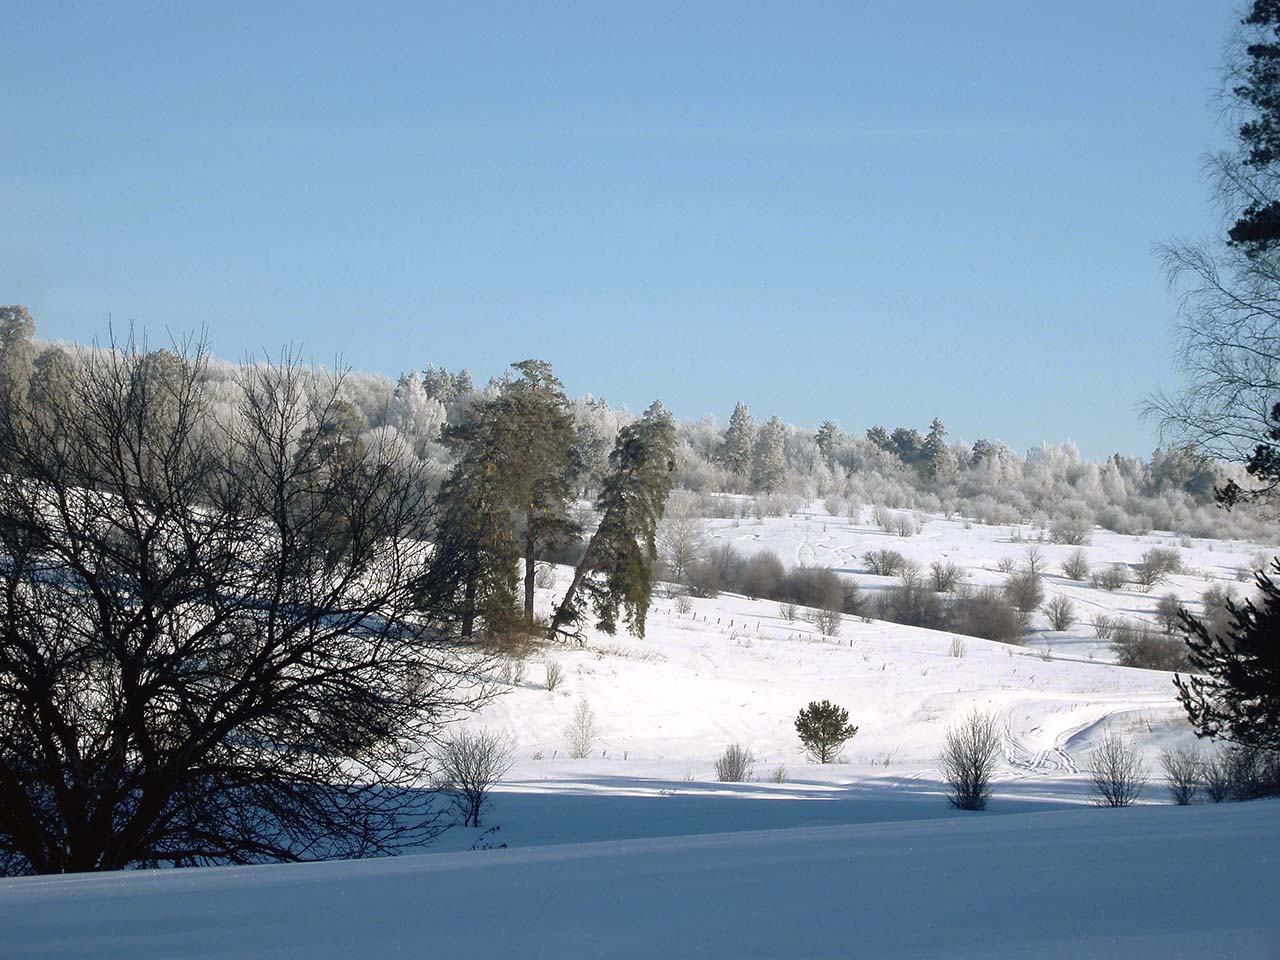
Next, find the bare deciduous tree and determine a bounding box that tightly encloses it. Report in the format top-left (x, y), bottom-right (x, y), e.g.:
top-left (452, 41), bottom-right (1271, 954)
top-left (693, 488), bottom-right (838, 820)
top-left (565, 698), bottom-right (599, 758)
top-left (0, 337), bottom-right (488, 876)
top-left (437, 728), bottom-right (513, 828)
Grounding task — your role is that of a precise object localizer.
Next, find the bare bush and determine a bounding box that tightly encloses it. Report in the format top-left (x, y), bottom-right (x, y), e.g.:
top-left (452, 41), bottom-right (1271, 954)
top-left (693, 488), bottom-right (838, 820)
top-left (544, 660), bottom-right (564, 692)
top-left (1112, 621), bottom-right (1188, 671)
top-left (1023, 546), bottom-right (1047, 578)
top-left (930, 559), bottom-right (963, 593)
top-left (1159, 746), bottom-right (1202, 805)
top-left (939, 710), bottom-right (1002, 811)
top-left (565, 699), bottom-right (599, 758)
top-left (437, 728), bottom-right (514, 828)
top-left (995, 555), bottom-right (1016, 574)
top-left (812, 606), bottom-right (843, 637)
top-left (534, 563), bottom-right (558, 589)
top-left (674, 593), bottom-right (693, 615)
top-left (714, 743), bottom-right (756, 782)
top-left (1004, 569), bottom-right (1045, 619)
top-left (953, 587), bottom-right (1025, 644)
top-left (948, 636), bottom-right (968, 659)
top-left (1154, 593), bottom-right (1184, 634)
top-left (1091, 563), bottom-right (1129, 592)
top-left (896, 558), bottom-right (923, 588)
top-left (1088, 732), bottom-right (1148, 807)
top-left (1091, 612), bottom-right (1118, 640)
top-left (768, 764), bottom-right (789, 783)
top-left (1062, 548), bottom-right (1091, 582)
top-left (741, 549), bottom-right (785, 600)
top-left (893, 513), bottom-right (917, 538)
top-left (1049, 507), bottom-right (1093, 545)
top-left (863, 548), bottom-right (906, 576)
top-left (1202, 751), bottom-right (1233, 803)
top-left (779, 600), bottom-right (798, 622)
top-left (1135, 547), bottom-right (1183, 592)
top-left (1042, 595), bottom-right (1075, 632)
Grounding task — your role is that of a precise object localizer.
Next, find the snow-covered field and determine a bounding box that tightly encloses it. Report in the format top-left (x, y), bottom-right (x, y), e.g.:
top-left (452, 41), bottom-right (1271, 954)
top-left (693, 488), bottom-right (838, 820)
top-left (3, 504), bottom-right (1276, 957)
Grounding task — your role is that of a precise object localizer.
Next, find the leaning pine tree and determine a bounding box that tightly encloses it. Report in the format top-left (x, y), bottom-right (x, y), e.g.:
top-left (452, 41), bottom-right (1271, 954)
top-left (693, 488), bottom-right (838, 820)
top-left (1175, 560), bottom-right (1280, 750)
top-left (549, 401), bottom-right (676, 641)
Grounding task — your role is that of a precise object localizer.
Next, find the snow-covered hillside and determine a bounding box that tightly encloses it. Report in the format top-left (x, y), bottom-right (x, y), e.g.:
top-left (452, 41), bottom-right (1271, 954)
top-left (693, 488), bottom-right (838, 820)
top-left (4, 503), bottom-right (1275, 956)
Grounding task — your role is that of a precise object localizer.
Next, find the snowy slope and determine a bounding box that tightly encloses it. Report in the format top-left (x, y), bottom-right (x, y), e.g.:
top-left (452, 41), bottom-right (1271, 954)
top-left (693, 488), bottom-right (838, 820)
top-left (3, 502), bottom-right (1274, 956)
top-left (4, 802), bottom-right (1275, 959)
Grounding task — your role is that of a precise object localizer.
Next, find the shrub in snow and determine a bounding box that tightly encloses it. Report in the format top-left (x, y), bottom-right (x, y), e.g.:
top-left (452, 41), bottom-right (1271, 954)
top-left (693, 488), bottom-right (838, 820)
top-left (1155, 593), bottom-right (1184, 634)
top-left (544, 660), bottom-right (564, 692)
top-left (953, 587), bottom-right (1024, 645)
top-left (863, 549), bottom-right (905, 577)
top-left (811, 606), bottom-right (843, 637)
top-left (1003, 570), bottom-right (1044, 620)
top-left (1061, 548), bottom-right (1091, 582)
top-left (437, 728), bottom-right (513, 828)
top-left (768, 764), bottom-right (789, 783)
top-left (939, 710), bottom-right (1002, 811)
top-left (714, 743), bottom-right (755, 782)
top-left (929, 559), bottom-right (963, 593)
top-left (1111, 621), bottom-right (1187, 671)
top-left (1090, 563), bottom-right (1129, 592)
top-left (1042, 595), bottom-right (1075, 632)
top-left (1088, 732), bottom-right (1148, 807)
top-left (741, 550), bottom-right (785, 600)
top-left (1135, 547), bottom-right (1183, 592)
top-left (795, 700), bottom-right (858, 764)
top-left (1159, 746), bottom-right (1202, 805)
top-left (779, 601), bottom-right (799, 622)
top-left (565, 699), bottom-right (599, 759)
top-left (534, 563), bottom-right (557, 589)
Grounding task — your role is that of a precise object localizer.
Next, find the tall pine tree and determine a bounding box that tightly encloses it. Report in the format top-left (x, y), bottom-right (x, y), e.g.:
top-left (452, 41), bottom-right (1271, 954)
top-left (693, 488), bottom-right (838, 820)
top-left (549, 402), bottom-right (676, 641)
top-left (720, 401), bottom-right (756, 488)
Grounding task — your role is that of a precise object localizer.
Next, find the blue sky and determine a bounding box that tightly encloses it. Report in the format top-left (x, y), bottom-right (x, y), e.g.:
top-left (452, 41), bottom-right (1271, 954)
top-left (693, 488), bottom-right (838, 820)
top-left (0, 1), bottom-right (1240, 457)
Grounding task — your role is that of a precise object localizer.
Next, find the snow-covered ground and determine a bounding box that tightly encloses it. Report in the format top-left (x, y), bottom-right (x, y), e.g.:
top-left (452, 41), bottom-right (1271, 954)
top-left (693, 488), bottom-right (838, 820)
top-left (3, 503), bottom-right (1275, 956)
top-left (5, 802), bottom-right (1276, 958)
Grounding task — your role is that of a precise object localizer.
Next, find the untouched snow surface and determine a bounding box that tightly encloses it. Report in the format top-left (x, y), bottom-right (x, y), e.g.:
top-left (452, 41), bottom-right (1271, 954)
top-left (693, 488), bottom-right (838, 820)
top-left (3, 802), bottom-right (1276, 959)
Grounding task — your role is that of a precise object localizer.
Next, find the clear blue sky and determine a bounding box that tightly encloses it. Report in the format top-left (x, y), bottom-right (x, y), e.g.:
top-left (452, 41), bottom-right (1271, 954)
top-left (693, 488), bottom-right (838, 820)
top-left (0, 1), bottom-right (1240, 458)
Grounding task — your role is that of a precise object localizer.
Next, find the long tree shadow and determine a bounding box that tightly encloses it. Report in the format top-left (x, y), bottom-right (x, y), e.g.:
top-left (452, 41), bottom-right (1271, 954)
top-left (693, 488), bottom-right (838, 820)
top-left (430, 772), bottom-right (1090, 852)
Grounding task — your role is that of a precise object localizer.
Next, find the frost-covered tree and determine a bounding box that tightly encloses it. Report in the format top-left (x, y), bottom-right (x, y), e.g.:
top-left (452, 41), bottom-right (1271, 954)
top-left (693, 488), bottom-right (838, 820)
top-left (720, 401), bottom-right (756, 486)
top-left (752, 415), bottom-right (787, 495)
top-left (815, 419), bottom-right (841, 466)
top-left (922, 418), bottom-right (955, 483)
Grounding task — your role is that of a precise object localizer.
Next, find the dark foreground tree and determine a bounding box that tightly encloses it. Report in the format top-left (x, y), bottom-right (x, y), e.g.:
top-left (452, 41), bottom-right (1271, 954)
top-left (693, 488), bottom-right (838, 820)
top-left (0, 336), bottom-right (486, 875)
top-left (1175, 561), bottom-right (1280, 751)
top-left (549, 401), bottom-right (676, 641)
top-left (1149, 4), bottom-right (1280, 501)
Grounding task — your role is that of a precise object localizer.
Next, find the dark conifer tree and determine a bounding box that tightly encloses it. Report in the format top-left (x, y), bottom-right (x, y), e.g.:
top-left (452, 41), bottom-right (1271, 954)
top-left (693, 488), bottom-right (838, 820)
top-left (550, 401), bottom-right (676, 641)
top-left (1175, 561), bottom-right (1280, 750)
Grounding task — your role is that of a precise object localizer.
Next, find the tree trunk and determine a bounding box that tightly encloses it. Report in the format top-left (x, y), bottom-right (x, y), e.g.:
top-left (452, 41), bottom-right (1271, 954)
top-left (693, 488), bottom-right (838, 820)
top-left (524, 525), bottom-right (536, 622)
